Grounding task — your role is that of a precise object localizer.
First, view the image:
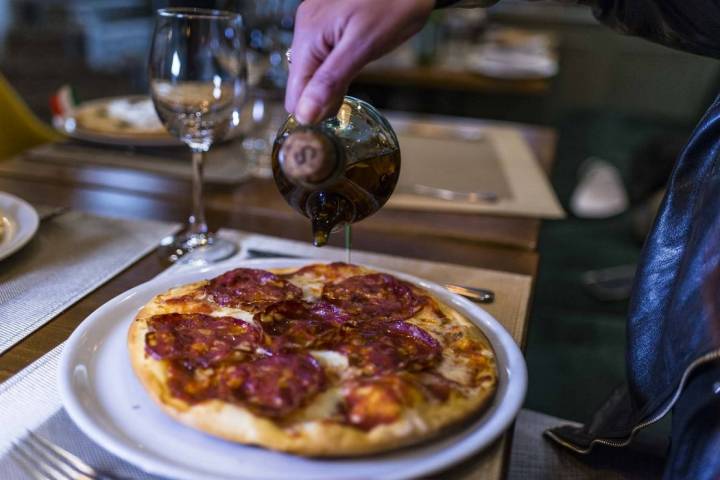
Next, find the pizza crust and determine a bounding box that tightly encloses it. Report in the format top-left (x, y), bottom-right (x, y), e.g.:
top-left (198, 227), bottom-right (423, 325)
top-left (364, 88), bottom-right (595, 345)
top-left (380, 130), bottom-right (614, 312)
top-left (128, 265), bottom-right (497, 456)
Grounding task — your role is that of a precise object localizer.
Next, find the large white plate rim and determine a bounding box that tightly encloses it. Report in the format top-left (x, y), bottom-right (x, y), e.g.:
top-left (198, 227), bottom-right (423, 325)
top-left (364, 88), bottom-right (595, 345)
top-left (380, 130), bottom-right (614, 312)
top-left (59, 258), bottom-right (527, 480)
top-left (0, 192), bottom-right (39, 261)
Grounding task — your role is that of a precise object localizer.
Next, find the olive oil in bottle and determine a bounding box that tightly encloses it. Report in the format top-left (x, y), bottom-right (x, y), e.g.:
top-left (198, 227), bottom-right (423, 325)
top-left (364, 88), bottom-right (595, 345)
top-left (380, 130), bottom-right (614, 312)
top-left (271, 97), bottom-right (401, 247)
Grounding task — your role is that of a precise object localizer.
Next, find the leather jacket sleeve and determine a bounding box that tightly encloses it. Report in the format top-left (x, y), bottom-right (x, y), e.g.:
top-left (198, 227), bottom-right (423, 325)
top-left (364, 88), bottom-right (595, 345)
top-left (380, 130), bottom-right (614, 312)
top-left (665, 363), bottom-right (720, 479)
top-left (442, 0), bottom-right (720, 59)
top-left (435, 0), bottom-right (500, 7)
top-left (582, 0), bottom-right (720, 58)
top-left (541, 2), bottom-right (720, 479)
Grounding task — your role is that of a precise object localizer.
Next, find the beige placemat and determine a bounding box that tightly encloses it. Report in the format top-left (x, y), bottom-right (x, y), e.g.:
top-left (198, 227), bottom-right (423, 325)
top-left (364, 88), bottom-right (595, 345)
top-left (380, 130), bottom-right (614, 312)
top-left (396, 133), bottom-right (514, 201)
top-left (389, 119), bottom-right (565, 219)
top-left (19, 141), bottom-right (253, 185)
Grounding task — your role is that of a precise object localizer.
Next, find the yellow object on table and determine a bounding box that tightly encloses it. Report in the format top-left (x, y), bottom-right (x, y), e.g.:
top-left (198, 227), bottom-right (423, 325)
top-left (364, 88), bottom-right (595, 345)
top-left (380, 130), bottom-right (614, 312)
top-left (0, 73), bottom-right (61, 160)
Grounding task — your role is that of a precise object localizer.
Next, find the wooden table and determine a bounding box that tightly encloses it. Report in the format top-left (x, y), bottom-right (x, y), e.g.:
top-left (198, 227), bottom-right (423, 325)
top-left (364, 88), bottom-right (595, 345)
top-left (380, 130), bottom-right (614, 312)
top-left (356, 65), bottom-right (551, 96)
top-left (0, 115), bottom-right (555, 382)
top-left (0, 115), bottom-right (555, 480)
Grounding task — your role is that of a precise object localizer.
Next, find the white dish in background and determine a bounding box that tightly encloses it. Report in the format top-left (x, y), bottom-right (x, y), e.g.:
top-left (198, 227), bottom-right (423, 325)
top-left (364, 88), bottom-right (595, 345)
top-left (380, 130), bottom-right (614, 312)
top-left (466, 46), bottom-right (558, 79)
top-left (0, 192), bottom-right (39, 261)
top-left (59, 258), bottom-right (527, 480)
top-left (54, 95), bottom-right (182, 148)
top-left (55, 94), bottom-right (249, 148)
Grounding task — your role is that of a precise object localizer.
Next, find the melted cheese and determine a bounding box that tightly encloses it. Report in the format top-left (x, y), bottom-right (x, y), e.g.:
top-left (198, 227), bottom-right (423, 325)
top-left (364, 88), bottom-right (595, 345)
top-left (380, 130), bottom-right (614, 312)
top-left (209, 306), bottom-right (255, 324)
top-left (293, 387), bottom-right (341, 422)
top-left (294, 278), bottom-right (325, 301)
top-left (437, 355), bottom-right (472, 386)
top-left (310, 350), bottom-right (349, 374)
top-left (286, 264), bottom-right (373, 302)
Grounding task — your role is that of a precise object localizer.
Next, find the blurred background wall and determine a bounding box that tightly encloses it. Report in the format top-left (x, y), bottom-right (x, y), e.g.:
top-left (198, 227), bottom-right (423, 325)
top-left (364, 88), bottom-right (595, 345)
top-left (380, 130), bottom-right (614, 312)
top-left (2, 0), bottom-right (718, 125)
top-left (491, 0), bottom-right (719, 122)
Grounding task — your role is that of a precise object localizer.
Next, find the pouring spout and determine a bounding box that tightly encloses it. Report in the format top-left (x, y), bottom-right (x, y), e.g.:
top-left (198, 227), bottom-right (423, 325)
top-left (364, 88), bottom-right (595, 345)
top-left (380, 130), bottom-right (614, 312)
top-left (311, 218), bottom-right (332, 247)
top-left (306, 192), bottom-right (354, 247)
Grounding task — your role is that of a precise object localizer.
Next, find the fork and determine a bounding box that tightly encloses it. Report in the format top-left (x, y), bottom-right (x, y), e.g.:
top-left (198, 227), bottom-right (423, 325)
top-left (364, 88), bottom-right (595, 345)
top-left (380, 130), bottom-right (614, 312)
top-left (10, 431), bottom-right (119, 480)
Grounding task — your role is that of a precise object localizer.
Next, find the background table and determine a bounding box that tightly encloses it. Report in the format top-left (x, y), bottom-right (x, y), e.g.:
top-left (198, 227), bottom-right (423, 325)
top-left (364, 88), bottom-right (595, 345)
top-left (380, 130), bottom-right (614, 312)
top-left (356, 65), bottom-right (551, 95)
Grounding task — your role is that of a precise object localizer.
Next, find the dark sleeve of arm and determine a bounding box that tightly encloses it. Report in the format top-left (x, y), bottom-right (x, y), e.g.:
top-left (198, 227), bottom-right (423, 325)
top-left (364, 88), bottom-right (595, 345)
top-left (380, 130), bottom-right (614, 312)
top-left (583, 0), bottom-right (720, 58)
top-left (434, 0), bottom-right (499, 7)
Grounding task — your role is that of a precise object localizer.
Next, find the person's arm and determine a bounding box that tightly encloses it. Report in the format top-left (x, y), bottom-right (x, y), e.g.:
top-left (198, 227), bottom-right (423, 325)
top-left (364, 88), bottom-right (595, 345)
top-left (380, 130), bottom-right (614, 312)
top-left (284, 0), bottom-right (503, 124)
top-left (286, 0), bottom-right (720, 124)
top-left (285, 0), bottom-right (502, 124)
top-left (435, 0), bottom-right (498, 7)
top-left (285, 0), bottom-right (436, 124)
top-left (582, 0), bottom-right (720, 59)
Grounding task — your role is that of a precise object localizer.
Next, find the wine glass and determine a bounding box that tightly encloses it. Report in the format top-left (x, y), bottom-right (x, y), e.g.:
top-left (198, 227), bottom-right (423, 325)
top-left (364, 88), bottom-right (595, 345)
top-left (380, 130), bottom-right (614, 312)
top-left (234, 0), bottom-right (299, 178)
top-left (149, 8), bottom-right (247, 263)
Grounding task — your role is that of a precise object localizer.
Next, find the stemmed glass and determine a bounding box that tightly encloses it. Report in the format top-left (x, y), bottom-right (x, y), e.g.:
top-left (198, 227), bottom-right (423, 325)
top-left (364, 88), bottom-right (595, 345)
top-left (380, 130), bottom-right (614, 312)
top-left (149, 8), bottom-right (247, 263)
top-left (234, 0), bottom-right (298, 178)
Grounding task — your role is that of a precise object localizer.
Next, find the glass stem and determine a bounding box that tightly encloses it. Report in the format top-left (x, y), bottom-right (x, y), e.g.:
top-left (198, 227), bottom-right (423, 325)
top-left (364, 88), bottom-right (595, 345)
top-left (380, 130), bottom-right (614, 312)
top-left (189, 147), bottom-right (209, 236)
top-left (344, 223), bottom-right (352, 264)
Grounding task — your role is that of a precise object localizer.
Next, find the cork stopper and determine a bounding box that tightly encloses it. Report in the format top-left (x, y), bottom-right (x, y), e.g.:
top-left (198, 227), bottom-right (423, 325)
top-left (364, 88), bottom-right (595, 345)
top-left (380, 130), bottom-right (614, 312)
top-left (278, 128), bottom-right (339, 185)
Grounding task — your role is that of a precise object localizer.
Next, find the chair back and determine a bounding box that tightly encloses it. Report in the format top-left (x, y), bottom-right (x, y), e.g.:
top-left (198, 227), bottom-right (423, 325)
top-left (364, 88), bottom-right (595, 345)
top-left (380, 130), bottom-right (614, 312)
top-left (0, 73), bottom-right (60, 160)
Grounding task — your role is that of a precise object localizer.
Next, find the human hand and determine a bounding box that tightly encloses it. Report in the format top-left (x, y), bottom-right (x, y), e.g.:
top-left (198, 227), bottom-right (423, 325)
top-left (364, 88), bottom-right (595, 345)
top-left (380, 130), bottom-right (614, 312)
top-left (285, 0), bottom-right (435, 124)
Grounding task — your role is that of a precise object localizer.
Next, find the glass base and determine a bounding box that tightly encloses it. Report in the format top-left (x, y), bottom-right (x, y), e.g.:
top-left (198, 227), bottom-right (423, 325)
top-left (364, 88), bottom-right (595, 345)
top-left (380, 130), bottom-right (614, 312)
top-left (159, 231), bottom-right (237, 264)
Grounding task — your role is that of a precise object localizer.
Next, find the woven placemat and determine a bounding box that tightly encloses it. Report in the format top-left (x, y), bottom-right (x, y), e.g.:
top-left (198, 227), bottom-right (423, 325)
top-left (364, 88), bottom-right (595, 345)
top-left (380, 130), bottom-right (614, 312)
top-left (0, 210), bottom-right (179, 355)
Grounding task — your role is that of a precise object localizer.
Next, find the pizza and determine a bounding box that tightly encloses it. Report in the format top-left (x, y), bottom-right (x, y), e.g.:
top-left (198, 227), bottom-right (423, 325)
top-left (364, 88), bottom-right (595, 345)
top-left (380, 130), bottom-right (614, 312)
top-left (128, 262), bottom-right (498, 456)
top-left (72, 96), bottom-right (169, 137)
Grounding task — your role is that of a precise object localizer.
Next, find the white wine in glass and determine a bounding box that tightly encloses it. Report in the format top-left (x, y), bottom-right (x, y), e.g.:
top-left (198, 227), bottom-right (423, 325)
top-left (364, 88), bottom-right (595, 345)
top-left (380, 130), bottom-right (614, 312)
top-left (149, 8), bottom-right (248, 263)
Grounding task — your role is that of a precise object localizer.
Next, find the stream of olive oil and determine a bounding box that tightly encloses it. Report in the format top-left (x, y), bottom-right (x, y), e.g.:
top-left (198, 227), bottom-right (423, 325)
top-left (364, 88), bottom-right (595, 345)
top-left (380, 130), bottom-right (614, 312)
top-left (344, 224), bottom-right (352, 263)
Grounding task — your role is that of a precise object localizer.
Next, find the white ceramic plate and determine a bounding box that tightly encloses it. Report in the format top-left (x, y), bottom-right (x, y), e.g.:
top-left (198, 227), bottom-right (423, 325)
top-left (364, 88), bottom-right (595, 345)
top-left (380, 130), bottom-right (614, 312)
top-left (465, 48), bottom-right (558, 80)
top-left (55, 95), bottom-right (249, 148)
top-left (57, 125), bottom-right (182, 148)
top-left (0, 192), bottom-right (39, 261)
top-left (59, 259), bottom-right (527, 480)
top-left (54, 96), bottom-right (182, 148)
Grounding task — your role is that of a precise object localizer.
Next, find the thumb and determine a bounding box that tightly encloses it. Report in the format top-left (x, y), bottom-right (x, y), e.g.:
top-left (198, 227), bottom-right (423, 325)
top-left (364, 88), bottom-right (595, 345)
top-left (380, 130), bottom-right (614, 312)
top-left (295, 37), bottom-right (369, 124)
